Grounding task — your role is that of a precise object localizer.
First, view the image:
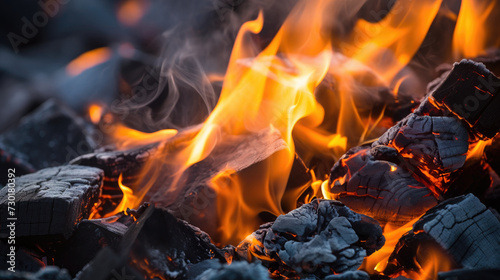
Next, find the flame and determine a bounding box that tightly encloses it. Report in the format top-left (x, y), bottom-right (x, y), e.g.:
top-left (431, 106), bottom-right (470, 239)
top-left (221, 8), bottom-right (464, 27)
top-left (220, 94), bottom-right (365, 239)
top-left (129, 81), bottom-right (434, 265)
top-left (88, 104), bottom-right (104, 124)
top-left (466, 139), bottom-right (492, 161)
top-left (107, 173), bottom-right (139, 217)
top-left (362, 217), bottom-right (420, 274)
top-left (110, 123), bottom-right (178, 150)
top-left (66, 47), bottom-right (112, 76)
top-left (453, 0), bottom-right (500, 59)
top-left (117, 0), bottom-right (149, 26)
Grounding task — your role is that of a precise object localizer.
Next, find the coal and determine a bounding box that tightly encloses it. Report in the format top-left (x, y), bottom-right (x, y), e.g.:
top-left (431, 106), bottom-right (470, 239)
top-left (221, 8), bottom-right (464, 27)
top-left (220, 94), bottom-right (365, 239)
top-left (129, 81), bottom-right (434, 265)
top-left (0, 99), bottom-right (99, 184)
top-left (384, 194), bottom-right (500, 277)
top-left (328, 146), bottom-right (438, 225)
top-left (237, 199), bottom-right (384, 279)
top-left (373, 113), bottom-right (469, 197)
top-left (193, 261), bottom-right (271, 280)
top-left (0, 165), bottom-right (103, 238)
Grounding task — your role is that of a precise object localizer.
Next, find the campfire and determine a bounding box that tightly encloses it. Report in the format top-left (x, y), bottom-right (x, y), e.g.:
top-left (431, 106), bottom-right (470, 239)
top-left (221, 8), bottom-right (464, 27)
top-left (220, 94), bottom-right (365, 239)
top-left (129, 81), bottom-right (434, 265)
top-left (1, 0), bottom-right (500, 279)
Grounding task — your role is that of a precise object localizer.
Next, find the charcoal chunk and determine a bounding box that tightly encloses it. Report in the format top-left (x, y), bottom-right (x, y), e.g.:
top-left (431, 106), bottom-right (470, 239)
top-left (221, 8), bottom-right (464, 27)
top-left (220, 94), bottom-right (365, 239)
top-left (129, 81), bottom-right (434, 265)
top-left (0, 99), bottom-right (98, 184)
top-left (194, 261), bottom-right (271, 280)
top-left (0, 266), bottom-right (71, 280)
top-left (385, 194), bottom-right (500, 277)
top-left (0, 166), bottom-right (103, 238)
top-left (237, 199), bottom-right (384, 278)
top-left (328, 147), bottom-right (437, 225)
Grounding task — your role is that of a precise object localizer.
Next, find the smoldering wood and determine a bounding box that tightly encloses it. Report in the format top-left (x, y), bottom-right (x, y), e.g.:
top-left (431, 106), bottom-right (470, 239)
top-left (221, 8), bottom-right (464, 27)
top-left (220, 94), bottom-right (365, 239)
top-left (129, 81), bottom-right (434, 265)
top-left (70, 143), bottom-right (159, 181)
top-left (0, 243), bottom-right (46, 272)
top-left (0, 166), bottom-right (103, 238)
top-left (438, 268), bottom-right (500, 280)
top-left (328, 146), bottom-right (438, 225)
top-left (384, 194), bottom-right (500, 277)
top-left (129, 207), bottom-right (226, 279)
top-left (0, 99), bottom-right (99, 184)
top-left (237, 199), bottom-right (384, 279)
top-left (429, 60), bottom-right (500, 139)
top-left (373, 113), bottom-right (469, 196)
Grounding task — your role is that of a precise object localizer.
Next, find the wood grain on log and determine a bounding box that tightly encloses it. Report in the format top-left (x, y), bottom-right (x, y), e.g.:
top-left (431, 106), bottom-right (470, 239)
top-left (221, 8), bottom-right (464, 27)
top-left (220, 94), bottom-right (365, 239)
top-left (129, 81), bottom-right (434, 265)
top-left (328, 146), bottom-right (438, 225)
top-left (384, 194), bottom-right (500, 277)
top-left (0, 166), bottom-right (103, 238)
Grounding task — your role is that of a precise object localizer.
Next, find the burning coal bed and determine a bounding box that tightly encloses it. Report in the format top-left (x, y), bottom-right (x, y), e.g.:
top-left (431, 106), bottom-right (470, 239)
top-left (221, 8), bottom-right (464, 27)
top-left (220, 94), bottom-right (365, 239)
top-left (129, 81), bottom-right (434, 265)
top-left (2, 0), bottom-right (500, 280)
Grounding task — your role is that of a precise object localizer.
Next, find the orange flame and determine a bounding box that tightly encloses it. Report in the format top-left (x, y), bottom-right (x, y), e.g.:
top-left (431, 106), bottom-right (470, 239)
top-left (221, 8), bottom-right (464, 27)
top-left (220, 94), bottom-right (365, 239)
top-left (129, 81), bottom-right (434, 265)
top-left (66, 47), bottom-right (112, 76)
top-left (453, 0), bottom-right (500, 59)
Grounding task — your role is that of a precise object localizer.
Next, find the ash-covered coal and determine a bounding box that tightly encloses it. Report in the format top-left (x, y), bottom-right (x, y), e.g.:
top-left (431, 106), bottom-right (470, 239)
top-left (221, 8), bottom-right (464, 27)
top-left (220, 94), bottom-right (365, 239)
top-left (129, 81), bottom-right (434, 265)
top-left (237, 199), bottom-right (384, 279)
top-left (193, 261), bottom-right (271, 280)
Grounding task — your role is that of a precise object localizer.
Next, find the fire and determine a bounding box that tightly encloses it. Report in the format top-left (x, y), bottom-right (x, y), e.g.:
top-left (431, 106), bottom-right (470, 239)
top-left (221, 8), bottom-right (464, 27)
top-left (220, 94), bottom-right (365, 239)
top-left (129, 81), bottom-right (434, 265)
top-left (66, 47), bottom-right (112, 76)
top-left (453, 0), bottom-right (500, 59)
top-left (362, 218), bottom-right (419, 274)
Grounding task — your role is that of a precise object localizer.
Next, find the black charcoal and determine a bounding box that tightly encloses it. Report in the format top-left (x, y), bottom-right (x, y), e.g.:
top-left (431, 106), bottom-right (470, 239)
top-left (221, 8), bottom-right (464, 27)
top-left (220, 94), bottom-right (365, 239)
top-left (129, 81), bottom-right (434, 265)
top-left (0, 166), bottom-right (103, 238)
top-left (237, 199), bottom-right (384, 278)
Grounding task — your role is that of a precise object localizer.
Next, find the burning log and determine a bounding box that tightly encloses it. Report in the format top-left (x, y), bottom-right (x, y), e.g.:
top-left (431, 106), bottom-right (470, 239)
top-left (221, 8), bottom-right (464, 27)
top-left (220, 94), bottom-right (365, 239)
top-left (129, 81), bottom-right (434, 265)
top-left (327, 60), bottom-right (500, 226)
top-left (328, 146), bottom-right (438, 225)
top-left (237, 199), bottom-right (384, 279)
top-left (0, 99), bottom-right (99, 184)
top-left (384, 194), bottom-right (500, 277)
top-left (438, 267), bottom-right (500, 280)
top-left (70, 144), bottom-right (159, 181)
top-left (0, 166), bottom-right (103, 238)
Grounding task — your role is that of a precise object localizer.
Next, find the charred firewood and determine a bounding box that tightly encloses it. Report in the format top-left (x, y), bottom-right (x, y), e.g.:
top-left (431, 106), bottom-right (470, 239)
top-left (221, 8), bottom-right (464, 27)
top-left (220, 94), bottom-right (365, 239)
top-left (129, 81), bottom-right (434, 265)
top-left (438, 268), bottom-right (500, 280)
top-left (237, 199), bottom-right (384, 279)
top-left (69, 143), bottom-right (159, 181)
top-left (0, 166), bottom-right (103, 238)
top-left (327, 60), bottom-right (500, 226)
top-left (328, 146), bottom-right (438, 225)
top-left (0, 99), bottom-right (99, 185)
top-left (384, 194), bottom-right (500, 277)
top-left (128, 207), bottom-right (226, 279)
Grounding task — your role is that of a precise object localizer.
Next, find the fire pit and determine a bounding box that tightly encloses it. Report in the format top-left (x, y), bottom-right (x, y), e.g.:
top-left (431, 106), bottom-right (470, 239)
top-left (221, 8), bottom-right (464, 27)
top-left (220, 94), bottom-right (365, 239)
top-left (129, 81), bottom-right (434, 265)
top-left (1, 0), bottom-right (500, 279)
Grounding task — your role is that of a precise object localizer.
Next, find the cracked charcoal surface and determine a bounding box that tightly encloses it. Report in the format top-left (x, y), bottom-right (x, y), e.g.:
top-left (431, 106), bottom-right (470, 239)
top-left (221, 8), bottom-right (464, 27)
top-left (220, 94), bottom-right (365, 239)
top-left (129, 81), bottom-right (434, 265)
top-left (0, 99), bottom-right (99, 184)
top-left (374, 113), bottom-right (469, 196)
top-left (237, 199), bottom-right (384, 278)
top-left (328, 146), bottom-right (437, 225)
top-left (194, 261), bottom-right (271, 280)
top-left (0, 165), bottom-right (103, 238)
top-left (386, 194), bottom-right (500, 275)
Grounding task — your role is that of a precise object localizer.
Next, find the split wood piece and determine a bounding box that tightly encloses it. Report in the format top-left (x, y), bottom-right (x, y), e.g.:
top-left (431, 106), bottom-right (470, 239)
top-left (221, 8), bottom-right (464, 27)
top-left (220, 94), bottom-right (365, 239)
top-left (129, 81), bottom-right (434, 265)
top-left (52, 212), bottom-right (137, 276)
top-left (237, 199), bottom-right (384, 279)
top-left (69, 143), bottom-right (159, 181)
top-left (145, 128), bottom-right (290, 239)
top-left (328, 146), bottom-right (438, 225)
top-left (0, 99), bottom-right (99, 185)
top-left (128, 207), bottom-right (226, 279)
top-left (384, 194), bottom-right (500, 277)
top-left (74, 205), bottom-right (155, 280)
top-left (438, 268), bottom-right (500, 280)
top-left (373, 113), bottom-right (469, 197)
top-left (0, 166), bottom-right (103, 239)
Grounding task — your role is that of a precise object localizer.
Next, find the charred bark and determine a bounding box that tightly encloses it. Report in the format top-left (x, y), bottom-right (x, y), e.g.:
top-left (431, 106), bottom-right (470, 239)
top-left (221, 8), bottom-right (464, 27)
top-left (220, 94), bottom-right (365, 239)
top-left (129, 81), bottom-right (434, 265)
top-left (0, 166), bottom-right (103, 238)
top-left (384, 194), bottom-right (500, 277)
